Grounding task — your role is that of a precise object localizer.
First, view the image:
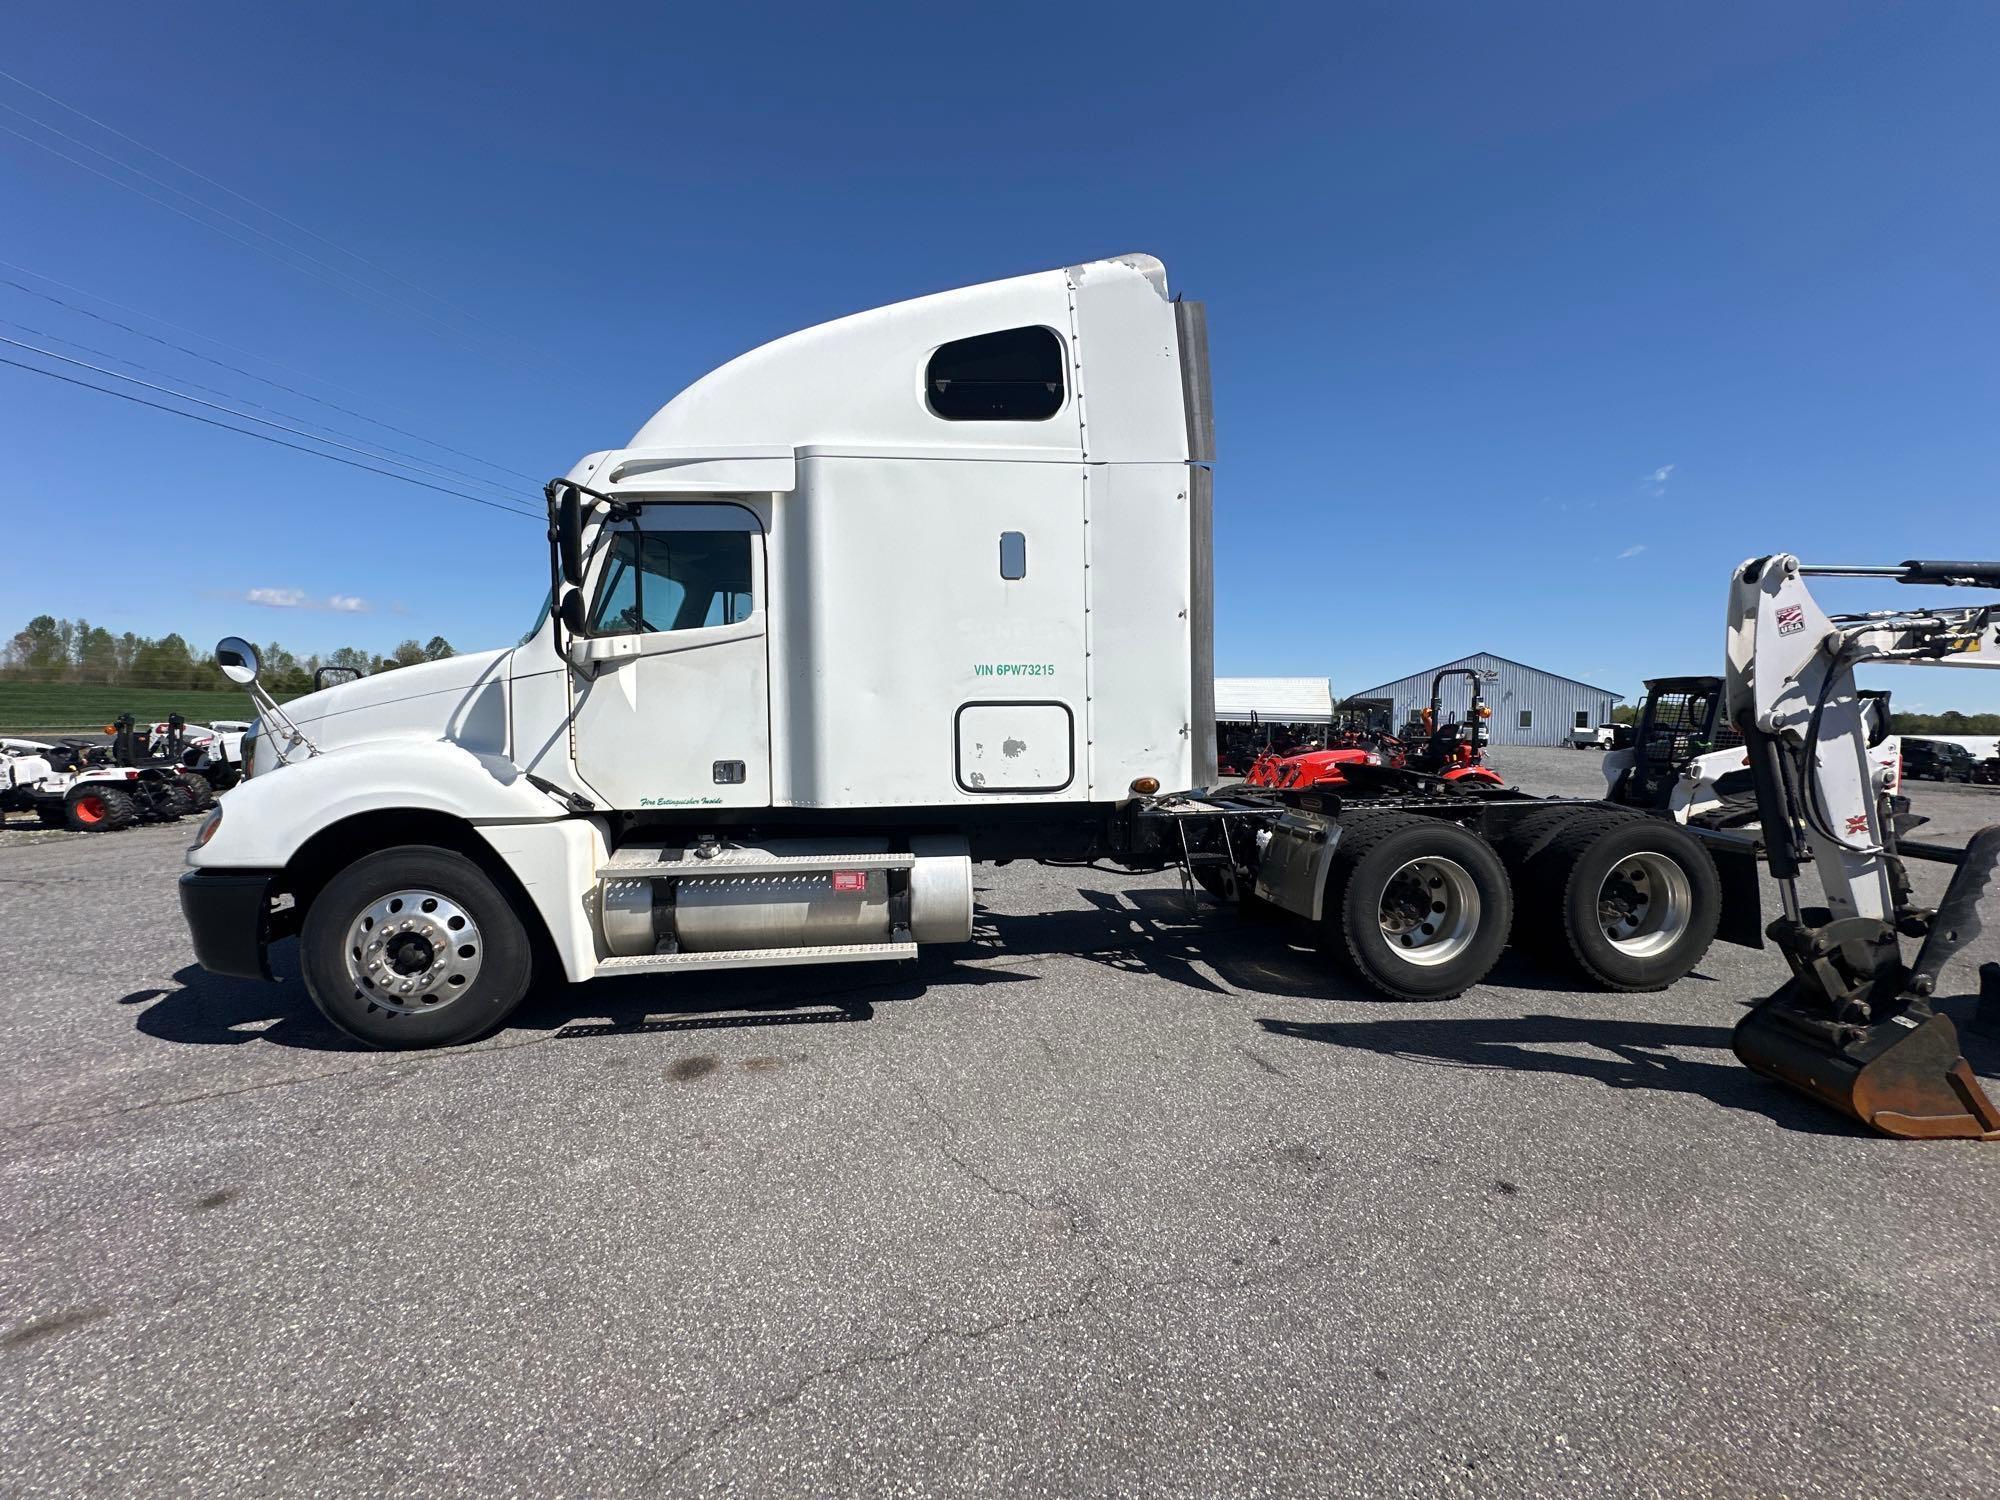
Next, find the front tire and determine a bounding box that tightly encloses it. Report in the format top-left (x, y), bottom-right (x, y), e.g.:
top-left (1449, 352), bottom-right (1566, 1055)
top-left (300, 846), bottom-right (534, 1049)
top-left (1321, 812), bottom-right (1513, 1000)
top-left (66, 784), bottom-right (137, 832)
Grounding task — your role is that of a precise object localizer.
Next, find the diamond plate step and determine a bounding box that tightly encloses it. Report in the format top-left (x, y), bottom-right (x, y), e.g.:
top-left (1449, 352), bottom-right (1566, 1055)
top-left (597, 849), bottom-right (915, 880)
top-left (596, 941), bottom-right (918, 974)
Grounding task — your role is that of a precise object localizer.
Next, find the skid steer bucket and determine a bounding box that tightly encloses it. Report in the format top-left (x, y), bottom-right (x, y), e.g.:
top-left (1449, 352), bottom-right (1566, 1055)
top-left (1736, 825), bottom-right (2000, 1140)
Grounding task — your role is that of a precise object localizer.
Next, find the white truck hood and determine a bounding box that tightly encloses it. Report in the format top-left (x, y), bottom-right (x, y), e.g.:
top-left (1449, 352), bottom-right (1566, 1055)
top-left (276, 647), bottom-right (515, 757)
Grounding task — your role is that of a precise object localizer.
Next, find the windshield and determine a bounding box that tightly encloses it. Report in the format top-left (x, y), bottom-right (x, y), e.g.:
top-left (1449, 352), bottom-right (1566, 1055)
top-left (521, 587), bottom-right (553, 645)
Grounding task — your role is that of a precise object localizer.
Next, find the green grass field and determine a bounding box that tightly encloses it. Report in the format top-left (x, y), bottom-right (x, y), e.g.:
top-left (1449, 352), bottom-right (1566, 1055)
top-left (0, 683), bottom-right (296, 735)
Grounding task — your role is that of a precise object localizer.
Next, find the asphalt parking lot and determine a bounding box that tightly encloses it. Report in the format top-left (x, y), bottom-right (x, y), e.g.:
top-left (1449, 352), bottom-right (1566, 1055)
top-left (4, 748), bottom-right (1997, 1499)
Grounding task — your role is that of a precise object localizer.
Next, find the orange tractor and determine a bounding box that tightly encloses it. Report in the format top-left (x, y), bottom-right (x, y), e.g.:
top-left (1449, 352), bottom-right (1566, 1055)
top-left (1244, 670), bottom-right (1504, 793)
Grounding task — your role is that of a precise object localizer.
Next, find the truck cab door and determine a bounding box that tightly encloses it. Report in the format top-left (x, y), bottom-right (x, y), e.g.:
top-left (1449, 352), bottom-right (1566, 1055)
top-left (569, 502), bottom-right (770, 810)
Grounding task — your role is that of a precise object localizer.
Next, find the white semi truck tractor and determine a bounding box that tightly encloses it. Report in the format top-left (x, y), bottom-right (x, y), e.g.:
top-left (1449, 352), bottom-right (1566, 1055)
top-left (181, 255), bottom-right (1740, 1053)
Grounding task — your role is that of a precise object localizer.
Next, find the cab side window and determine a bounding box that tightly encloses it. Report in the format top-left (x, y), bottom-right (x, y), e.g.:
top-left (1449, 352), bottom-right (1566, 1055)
top-left (589, 528), bottom-right (753, 635)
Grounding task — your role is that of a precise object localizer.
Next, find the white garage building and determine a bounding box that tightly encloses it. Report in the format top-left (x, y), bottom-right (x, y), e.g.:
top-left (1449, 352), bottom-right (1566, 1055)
top-left (1214, 677), bottom-right (1334, 728)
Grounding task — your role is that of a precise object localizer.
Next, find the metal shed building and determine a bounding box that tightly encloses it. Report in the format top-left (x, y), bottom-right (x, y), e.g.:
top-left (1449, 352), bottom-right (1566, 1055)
top-left (1214, 677), bottom-right (1334, 726)
top-left (1345, 653), bottom-right (1623, 748)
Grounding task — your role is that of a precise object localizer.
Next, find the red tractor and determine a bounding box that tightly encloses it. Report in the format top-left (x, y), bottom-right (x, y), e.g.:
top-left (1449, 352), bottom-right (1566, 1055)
top-left (1245, 670), bottom-right (1505, 793)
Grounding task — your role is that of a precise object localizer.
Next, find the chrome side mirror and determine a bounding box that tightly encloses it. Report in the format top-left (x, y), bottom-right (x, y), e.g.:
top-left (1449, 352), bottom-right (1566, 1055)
top-left (215, 636), bottom-right (261, 685)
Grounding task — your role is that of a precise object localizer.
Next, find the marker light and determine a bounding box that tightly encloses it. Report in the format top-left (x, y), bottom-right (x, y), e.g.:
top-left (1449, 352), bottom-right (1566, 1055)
top-left (1130, 776), bottom-right (1161, 795)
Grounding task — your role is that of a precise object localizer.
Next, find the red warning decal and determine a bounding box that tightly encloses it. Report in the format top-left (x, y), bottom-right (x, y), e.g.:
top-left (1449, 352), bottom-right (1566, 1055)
top-left (831, 870), bottom-right (867, 893)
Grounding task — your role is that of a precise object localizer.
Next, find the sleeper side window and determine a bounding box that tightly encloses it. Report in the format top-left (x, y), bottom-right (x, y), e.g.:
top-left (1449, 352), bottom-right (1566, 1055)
top-left (926, 327), bottom-right (1065, 421)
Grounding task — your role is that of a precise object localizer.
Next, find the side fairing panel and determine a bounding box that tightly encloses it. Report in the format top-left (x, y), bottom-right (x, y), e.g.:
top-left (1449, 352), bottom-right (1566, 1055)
top-left (1084, 463), bottom-right (1196, 797)
top-left (1065, 257), bottom-right (1190, 465)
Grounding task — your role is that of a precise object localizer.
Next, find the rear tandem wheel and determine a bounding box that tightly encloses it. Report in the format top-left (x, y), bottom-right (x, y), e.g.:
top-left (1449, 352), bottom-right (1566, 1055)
top-left (1506, 807), bottom-right (1721, 990)
top-left (1320, 812), bottom-right (1514, 1001)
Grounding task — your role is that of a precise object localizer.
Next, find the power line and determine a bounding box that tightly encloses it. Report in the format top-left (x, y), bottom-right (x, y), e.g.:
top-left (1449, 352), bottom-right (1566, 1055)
top-left (0, 351), bottom-right (542, 519)
top-left (0, 116), bottom-right (513, 363)
top-left (0, 333), bottom-right (544, 513)
top-left (0, 262), bottom-right (539, 482)
top-left (0, 65), bottom-right (490, 329)
top-left (0, 313), bottom-right (529, 502)
top-left (1, 257), bottom-right (397, 402)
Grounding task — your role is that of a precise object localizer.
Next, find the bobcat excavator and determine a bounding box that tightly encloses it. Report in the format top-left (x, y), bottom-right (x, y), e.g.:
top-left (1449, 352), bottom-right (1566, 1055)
top-left (1728, 556), bottom-right (2000, 1139)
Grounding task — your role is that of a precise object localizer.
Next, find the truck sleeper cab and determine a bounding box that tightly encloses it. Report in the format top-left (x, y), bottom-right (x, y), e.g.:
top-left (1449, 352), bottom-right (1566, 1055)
top-left (181, 255), bottom-right (1227, 1046)
top-left (182, 256), bottom-right (1731, 1053)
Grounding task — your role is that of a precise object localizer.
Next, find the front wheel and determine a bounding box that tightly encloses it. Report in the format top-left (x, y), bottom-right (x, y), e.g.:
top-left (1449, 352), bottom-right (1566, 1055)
top-left (1321, 813), bottom-right (1513, 1000)
top-left (300, 846), bottom-right (534, 1049)
top-left (66, 784), bottom-right (137, 832)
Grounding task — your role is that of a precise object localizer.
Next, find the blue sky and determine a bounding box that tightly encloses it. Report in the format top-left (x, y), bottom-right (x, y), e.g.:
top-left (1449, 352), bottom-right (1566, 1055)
top-left (3, 2), bottom-right (1995, 710)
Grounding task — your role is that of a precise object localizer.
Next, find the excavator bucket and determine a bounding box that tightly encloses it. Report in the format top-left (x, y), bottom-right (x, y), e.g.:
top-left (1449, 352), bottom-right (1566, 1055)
top-left (1736, 825), bottom-right (2000, 1140)
top-left (1733, 1004), bottom-right (2000, 1139)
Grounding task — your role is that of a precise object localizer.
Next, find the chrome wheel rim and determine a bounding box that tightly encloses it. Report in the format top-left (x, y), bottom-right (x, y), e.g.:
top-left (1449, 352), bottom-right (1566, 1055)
top-left (1596, 852), bottom-right (1692, 957)
top-left (343, 889), bottom-right (483, 1014)
top-left (1377, 856), bottom-right (1480, 966)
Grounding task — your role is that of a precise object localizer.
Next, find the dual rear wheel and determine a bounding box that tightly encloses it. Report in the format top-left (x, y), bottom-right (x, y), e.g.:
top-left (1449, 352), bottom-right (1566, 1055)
top-left (1317, 808), bottom-right (1720, 1001)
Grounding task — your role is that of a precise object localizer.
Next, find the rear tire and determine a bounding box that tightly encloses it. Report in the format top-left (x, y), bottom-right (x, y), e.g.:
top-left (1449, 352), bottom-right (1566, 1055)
top-left (1514, 812), bottom-right (1720, 990)
top-left (1321, 812), bottom-right (1512, 1000)
top-left (65, 784), bottom-right (137, 832)
top-left (301, 846), bottom-right (534, 1049)
top-left (176, 771), bottom-right (215, 810)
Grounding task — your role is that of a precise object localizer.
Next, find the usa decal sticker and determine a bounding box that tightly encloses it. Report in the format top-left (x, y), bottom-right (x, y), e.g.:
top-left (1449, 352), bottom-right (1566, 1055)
top-left (1776, 603), bottom-right (1806, 636)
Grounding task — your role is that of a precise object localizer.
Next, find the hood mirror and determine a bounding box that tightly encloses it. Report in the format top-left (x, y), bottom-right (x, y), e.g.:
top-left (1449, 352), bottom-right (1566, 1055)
top-left (215, 636), bottom-right (261, 686)
top-left (558, 588), bottom-right (588, 636)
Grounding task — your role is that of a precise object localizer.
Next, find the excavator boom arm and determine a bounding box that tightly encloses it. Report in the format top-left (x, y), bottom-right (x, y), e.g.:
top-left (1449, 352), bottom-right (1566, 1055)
top-left (1722, 554), bottom-right (2000, 1140)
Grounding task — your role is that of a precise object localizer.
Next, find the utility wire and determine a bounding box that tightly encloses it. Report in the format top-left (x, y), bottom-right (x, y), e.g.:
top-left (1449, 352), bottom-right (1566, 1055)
top-left (0, 263), bottom-right (538, 482)
top-left (0, 116), bottom-right (512, 363)
top-left (0, 313), bottom-right (529, 502)
top-left (0, 65), bottom-right (490, 328)
top-left (0, 351), bottom-right (541, 519)
top-left (2, 257), bottom-right (400, 403)
top-left (0, 333), bottom-right (542, 513)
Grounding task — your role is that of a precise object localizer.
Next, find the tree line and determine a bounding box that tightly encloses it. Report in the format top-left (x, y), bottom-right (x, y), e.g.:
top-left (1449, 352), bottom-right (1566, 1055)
top-left (2, 615), bottom-right (455, 696)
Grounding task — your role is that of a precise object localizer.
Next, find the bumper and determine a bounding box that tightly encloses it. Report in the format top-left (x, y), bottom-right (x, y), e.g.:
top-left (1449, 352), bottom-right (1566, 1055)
top-left (178, 868), bottom-right (278, 981)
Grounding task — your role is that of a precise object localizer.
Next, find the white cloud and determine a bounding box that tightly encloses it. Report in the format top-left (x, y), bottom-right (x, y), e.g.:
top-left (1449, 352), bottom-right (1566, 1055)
top-left (1651, 464), bottom-right (1675, 485)
top-left (1616, 544), bottom-right (1647, 560)
top-left (241, 588), bottom-right (371, 613)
